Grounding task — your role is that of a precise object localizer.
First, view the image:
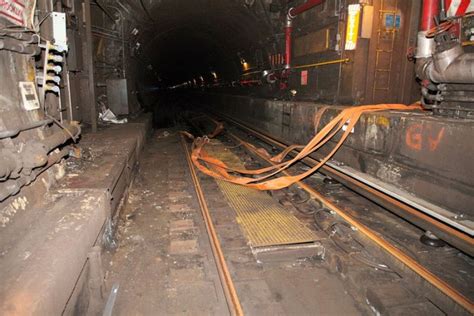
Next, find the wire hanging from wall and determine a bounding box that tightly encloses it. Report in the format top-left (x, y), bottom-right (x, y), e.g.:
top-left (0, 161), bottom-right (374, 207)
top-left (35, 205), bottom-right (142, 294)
top-left (139, 0), bottom-right (155, 23)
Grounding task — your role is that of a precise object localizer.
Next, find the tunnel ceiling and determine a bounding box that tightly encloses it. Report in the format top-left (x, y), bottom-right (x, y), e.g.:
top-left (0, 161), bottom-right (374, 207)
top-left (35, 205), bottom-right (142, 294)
top-left (122, 0), bottom-right (276, 85)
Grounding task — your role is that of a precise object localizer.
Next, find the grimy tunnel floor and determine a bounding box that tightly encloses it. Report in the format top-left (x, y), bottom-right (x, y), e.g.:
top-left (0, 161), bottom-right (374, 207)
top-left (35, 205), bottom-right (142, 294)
top-left (104, 129), bottom-right (362, 315)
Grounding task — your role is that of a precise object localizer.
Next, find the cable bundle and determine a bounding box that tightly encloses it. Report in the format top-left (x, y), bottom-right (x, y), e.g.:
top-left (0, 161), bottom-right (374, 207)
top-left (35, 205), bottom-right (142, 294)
top-left (187, 103), bottom-right (422, 190)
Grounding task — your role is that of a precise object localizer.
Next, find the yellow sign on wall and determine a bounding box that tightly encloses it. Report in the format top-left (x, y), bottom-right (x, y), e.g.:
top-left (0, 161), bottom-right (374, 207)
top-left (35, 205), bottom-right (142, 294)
top-left (345, 4), bottom-right (361, 50)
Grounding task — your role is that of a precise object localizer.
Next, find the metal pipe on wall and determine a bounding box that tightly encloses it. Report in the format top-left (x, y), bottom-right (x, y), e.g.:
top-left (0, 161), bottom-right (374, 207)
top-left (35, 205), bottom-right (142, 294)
top-left (284, 15), bottom-right (292, 69)
top-left (416, 0), bottom-right (474, 84)
top-left (284, 0), bottom-right (325, 69)
top-left (0, 122), bottom-right (80, 180)
top-left (0, 119), bottom-right (53, 139)
top-left (416, 0), bottom-right (438, 58)
top-left (84, 0), bottom-right (98, 133)
top-left (0, 147), bottom-right (70, 202)
top-left (420, 45), bottom-right (474, 83)
top-left (420, 0), bottom-right (439, 31)
top-left (288, 0), bottom-right (325, 18)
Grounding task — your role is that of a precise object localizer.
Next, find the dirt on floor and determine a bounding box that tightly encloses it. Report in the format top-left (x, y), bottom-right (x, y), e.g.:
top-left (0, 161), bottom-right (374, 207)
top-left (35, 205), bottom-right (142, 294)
top-left (104, 130), bottom-right (363, 316)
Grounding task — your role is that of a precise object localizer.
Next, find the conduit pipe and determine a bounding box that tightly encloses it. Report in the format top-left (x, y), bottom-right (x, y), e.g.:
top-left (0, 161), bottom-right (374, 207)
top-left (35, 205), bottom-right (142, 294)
top-left (420, 0), bottom-right (439, 31)
top-left (416, 0), bottom-right (474, 84)
top-left (289, 0), bottom-right (325, 17)
top-left (416, 0), bottom-right (439, 58)
top-left (284, 0), bottom-right (325, 69)
top-left (0, 147), bottom-right (70, 202)
top-left (0, 121), bottom-right (80, 180)
top-left (0, 118), bottom-right (53, 139)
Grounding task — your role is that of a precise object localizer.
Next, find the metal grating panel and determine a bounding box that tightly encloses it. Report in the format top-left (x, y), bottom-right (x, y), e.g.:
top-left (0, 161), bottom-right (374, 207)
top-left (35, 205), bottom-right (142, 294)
top-left (206, 142), bottom-right (317, 248)
top-left (217, 180), bottom-right (317, 247)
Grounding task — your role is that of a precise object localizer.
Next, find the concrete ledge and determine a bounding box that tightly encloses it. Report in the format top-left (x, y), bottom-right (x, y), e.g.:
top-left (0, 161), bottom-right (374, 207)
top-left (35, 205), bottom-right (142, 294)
top-left (0, 114), bottom-right (151, 315)
top-left (0, 191), bottom-right (108, 315)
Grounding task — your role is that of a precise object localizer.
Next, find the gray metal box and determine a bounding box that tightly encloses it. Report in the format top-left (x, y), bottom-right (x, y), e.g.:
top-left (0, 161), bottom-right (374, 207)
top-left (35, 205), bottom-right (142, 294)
top-left (106, 79), bottom-right (129, 115)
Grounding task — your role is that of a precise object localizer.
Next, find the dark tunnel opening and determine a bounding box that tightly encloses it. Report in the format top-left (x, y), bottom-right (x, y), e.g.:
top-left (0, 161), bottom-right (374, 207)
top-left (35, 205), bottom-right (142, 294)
top-left (130, 1), bottom-right (274, 127)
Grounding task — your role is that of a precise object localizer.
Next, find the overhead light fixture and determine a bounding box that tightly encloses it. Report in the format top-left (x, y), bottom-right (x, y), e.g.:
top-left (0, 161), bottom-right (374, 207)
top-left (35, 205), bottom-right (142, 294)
top-left (241, 59), bottom-right (250, 71)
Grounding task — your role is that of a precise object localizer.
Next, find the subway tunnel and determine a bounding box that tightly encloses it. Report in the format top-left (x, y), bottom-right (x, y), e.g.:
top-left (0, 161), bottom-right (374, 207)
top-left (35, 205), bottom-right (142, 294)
top-left (1, 0), bottom-right (474, 315)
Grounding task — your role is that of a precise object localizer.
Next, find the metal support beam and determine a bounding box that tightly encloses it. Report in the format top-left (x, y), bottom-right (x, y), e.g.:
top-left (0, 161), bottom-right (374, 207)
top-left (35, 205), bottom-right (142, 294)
top-left (84, 0), bottom-right (98, 132)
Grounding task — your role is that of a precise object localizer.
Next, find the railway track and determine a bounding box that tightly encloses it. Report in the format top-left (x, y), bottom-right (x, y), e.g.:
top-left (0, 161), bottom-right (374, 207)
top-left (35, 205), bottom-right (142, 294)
top-left (210, 112), bottom-right (474, 257)
top-left (184, 112), bottom-right (474, 314)
top-left (181, 136), bottom-right (244, 316)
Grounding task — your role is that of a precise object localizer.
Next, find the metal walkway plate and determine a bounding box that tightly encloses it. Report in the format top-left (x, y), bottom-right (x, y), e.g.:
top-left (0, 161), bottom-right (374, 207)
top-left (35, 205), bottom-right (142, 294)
top-left (217, 180), bottom-right (317, 247)
top-left (206, 142), bottom-right (317, 248)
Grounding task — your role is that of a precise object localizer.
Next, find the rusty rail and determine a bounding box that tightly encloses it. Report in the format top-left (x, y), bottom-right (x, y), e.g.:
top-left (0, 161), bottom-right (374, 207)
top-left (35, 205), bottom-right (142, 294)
top-left (209, 112), bottom-right (474, 256)
top-left (224, 130), bottom-right (474, 314)
top-left (181, 136), bottom-right (244, 316)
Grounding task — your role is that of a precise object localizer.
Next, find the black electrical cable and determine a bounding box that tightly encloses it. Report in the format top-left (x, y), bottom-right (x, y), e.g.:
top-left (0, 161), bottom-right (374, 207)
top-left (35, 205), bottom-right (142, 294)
top-left (45, 114), bottom-right (79, 143)
top-left (139, 0), bottom-right (155, 23)
top-left (327, 222), bottom-right (395, 273)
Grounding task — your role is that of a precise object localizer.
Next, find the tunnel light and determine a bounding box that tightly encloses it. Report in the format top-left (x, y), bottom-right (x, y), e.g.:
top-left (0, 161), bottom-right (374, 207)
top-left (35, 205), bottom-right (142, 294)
top-left (345, 4), bottom-right (361, 51)
top-left (239, 56), bottom-right (251, 71)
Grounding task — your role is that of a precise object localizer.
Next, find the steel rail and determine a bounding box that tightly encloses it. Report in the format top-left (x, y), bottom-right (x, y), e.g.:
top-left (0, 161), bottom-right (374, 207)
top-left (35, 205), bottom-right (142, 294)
top-left (209, 112), bottom-right (474, 256)
top-left (222, 131), bottom-right (474, 314)
top-left (181, 136), bottom-right (244, 316)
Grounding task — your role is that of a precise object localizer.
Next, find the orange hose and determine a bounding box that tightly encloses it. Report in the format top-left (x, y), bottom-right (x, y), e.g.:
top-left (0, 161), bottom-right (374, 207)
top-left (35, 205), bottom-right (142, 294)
top-left (186, 104), bottom-right (422, 191)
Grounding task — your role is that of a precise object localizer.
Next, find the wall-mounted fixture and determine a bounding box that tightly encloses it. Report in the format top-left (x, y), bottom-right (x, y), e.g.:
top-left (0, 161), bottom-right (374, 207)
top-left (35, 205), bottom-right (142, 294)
top-left (345, 4), bottom-right (361, 51)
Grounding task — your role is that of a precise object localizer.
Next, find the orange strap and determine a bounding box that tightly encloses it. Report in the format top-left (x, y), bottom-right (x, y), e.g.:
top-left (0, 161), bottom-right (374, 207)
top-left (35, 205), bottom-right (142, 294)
top-left (185, 103), bottom-right (422, 191)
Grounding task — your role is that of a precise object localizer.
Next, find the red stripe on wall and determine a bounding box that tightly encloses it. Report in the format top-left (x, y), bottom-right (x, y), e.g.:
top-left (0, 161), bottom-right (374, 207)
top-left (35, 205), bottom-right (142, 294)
top-left (457, 0), bottom-right (471, 15)
top-left (445, 0), bottom-right (453, 11)
top-left (0, 11), bottom-right (24, 23)
top-left (12, 0), bottom-right (25, 8)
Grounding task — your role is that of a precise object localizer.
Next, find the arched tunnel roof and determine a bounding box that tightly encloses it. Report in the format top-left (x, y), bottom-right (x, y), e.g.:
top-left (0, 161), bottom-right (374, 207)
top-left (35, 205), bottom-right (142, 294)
top-left (126, 0), bottom-right (275, 85)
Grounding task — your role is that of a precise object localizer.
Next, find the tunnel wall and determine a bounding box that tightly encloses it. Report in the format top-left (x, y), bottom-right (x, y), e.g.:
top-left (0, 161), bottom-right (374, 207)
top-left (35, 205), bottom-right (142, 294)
top-left (211, 0), bottom-right (422, 106)
top-left (287, 0), bottom-right (421, 104)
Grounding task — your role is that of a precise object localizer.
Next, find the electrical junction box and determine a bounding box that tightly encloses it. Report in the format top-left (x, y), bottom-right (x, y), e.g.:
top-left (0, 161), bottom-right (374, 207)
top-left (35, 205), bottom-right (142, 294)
top-left (51, 12), bottom-right (67, 50)
top-left (106, 79), bottom-right (129, 115)
top-left (19, 81), bottom-right (40, 111)
top-left (383, 13), bottom-right (401, 30)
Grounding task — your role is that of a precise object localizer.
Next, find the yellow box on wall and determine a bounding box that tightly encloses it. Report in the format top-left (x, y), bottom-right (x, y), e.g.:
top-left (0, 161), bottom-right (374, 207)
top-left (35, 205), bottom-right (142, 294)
top-left (345, 4), bottom-right (361, 50)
